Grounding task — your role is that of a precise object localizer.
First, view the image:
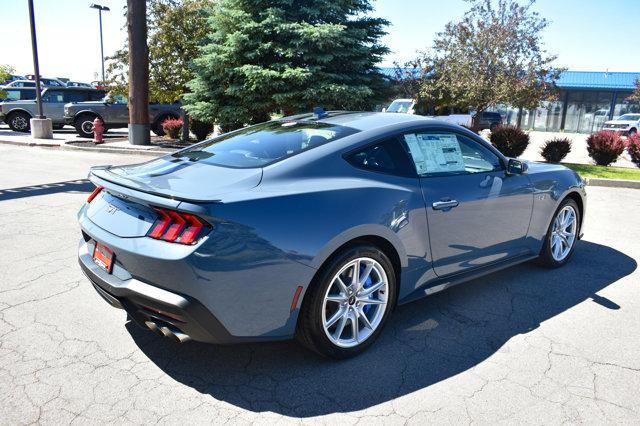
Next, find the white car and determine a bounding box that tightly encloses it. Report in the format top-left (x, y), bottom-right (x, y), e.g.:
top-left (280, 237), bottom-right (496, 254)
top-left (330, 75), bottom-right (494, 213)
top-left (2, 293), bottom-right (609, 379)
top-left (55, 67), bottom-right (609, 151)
top-left (602, 113), bottom-right (640, 135)
top-left (384, 98), bottom-right (473, 127)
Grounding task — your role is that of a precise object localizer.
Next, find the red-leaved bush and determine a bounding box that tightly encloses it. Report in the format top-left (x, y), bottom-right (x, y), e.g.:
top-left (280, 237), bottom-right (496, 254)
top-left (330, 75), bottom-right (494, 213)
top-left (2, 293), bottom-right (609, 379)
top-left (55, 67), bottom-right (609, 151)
top-left (161, 118), bottom-right (183, 139)
top-left (586, 131), bottom-right (625, 166)
top-left (627, 133), bottom-right (640, 168)
top-left (540, 137), bottom-right (572, 163)
top-left (489, 125), bottom-right (530, 157)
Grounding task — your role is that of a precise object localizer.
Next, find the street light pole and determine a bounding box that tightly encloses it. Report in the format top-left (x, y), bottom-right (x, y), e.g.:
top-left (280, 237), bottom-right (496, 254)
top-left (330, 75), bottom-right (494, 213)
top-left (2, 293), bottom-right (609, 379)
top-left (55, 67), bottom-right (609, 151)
top-left (90, 4), bottom-right (110, 83)
top-left (27, 0), bottom-right (43, 119)
top-left (27, 0), bottom-right (52, 139)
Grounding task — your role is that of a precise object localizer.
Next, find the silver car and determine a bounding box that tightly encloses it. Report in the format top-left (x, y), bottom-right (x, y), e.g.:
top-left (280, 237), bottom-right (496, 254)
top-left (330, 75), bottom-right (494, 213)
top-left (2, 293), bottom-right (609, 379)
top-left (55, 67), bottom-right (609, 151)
top-left (0, 87), bottom-right (105, 132)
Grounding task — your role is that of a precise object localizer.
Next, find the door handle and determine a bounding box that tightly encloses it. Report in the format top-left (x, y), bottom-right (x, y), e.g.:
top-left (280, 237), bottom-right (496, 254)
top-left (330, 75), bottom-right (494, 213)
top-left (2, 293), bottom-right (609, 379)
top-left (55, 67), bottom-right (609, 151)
top-left (432, 199), bottom-right (459, 210)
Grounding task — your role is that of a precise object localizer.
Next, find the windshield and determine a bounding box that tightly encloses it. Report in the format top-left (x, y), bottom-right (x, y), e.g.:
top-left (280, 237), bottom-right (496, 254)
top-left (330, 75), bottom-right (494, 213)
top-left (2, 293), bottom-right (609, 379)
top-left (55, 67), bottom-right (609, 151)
top-left (387, 101), bottom-right (413, 113)
top-left (617, 114), bottom-right (640, 121)
top-left (173, 121), bottom-right (359, 168)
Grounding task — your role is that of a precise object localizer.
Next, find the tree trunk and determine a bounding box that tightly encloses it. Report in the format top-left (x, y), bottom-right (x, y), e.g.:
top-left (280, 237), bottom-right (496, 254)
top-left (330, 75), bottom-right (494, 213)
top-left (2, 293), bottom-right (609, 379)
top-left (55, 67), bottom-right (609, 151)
top-left (127, 0), bottom-right (150, 145)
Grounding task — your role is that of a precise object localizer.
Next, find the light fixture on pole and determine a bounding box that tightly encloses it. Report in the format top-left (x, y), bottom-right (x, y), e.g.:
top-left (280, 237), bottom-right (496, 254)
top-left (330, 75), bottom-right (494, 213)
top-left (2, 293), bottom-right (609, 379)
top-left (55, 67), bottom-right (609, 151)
top-left (90, 3), bottom-right (110, 83)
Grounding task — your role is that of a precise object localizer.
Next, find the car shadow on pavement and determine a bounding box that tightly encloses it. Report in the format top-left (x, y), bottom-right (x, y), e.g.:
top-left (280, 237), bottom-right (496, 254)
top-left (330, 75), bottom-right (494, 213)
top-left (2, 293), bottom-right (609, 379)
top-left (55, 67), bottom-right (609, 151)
top-left (126, 240), bottom-right (636, 417)
top-left (0, 179), bottom-right (94, 201)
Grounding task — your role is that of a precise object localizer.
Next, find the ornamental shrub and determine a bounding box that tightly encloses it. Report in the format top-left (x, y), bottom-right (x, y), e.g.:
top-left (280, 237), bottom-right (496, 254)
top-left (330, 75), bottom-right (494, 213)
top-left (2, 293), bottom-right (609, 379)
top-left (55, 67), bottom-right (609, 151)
top-left (586, 131), bottom-right (625, 166)
top-left (627, 133), bottom-right (640, 168)
top-left (540, 137), bottom-right (572, 163)
top-left (489, 125), bottom-right (530, 157)
top-left (161, 118), bottom-right (183, 139)
top-left (190, 118), bottom-right (214, 141)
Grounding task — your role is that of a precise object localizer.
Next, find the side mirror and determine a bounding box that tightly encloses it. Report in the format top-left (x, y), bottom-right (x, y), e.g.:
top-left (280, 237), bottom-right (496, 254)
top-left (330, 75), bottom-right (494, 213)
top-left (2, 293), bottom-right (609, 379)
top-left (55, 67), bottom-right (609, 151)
top-left (506, 158), bottom-right (528, 175)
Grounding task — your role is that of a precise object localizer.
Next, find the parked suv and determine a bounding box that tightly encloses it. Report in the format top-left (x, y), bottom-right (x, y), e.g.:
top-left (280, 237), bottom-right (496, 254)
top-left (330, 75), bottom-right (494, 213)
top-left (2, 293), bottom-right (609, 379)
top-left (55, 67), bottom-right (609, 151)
top-left (474, 111), bottom-right (503, 130)
top-left (602, 113), bottom-right (640, 135)
top-left (64, 94), bottom-right (183, 138)
top-left (0, 87), bottom-right (105, 132)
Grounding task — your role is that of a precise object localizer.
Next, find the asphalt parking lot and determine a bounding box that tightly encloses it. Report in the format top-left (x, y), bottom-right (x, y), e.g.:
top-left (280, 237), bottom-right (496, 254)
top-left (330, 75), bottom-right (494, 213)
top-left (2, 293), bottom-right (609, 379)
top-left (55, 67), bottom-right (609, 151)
top-left (1, 144), bottom-right (639, 424)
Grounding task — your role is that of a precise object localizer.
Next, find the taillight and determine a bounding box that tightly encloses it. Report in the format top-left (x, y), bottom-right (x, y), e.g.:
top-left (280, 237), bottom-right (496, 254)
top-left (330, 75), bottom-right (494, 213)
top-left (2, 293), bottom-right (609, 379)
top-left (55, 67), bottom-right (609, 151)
top-left (87, 186), bottom-right (104, 203)
top-left (147, 208), bottom-right (210, 244)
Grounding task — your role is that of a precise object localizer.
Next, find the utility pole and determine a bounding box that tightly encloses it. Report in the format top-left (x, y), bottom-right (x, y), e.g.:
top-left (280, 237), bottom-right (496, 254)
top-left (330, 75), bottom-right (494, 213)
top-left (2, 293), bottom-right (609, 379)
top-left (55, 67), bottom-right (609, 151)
top-left (90, 4), bottom-right (110, 83)
top-left (27, 0), bottom-right (52, 138)
top-left (127, 0), bottom-right (150, 145)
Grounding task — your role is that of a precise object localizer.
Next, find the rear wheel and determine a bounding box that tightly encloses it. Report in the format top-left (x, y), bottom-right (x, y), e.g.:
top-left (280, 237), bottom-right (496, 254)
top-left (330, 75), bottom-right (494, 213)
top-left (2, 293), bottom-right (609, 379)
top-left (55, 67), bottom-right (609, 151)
top-left (75, 113), bottom-right (98, 138)
top-left (629, 128), bottom-right (637, 136)
top-left (296, 244), bottom-right (396, 359)
top-left (7, 111), bottom-right (31, 132)
top-left (538, 198), bottom-right (580, 268)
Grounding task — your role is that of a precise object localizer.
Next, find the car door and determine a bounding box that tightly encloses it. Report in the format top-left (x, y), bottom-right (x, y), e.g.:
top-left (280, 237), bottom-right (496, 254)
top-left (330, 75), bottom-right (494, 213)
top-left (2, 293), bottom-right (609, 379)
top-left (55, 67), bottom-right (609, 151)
top-left (41, 89), bottom-right (65, 121)
top-left (402, 129), bottom-right (534, 277)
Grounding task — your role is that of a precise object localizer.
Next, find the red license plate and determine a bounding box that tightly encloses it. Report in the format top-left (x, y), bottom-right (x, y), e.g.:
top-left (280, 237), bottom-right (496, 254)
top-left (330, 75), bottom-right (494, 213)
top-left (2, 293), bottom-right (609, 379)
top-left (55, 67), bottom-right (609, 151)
top-left (93, 242), bottom-right (114, 273)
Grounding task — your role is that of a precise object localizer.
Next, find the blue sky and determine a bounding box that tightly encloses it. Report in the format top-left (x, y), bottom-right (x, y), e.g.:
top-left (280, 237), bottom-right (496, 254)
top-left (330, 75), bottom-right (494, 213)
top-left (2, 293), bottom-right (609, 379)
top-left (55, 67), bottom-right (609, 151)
top-left (2, 0), bottom-right (639, 81)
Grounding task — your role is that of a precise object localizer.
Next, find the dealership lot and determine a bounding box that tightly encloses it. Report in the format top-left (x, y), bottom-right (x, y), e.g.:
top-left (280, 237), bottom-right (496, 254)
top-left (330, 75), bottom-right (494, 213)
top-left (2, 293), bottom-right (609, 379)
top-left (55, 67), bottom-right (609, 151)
top-left (1, 144), bottom-right (639, 424)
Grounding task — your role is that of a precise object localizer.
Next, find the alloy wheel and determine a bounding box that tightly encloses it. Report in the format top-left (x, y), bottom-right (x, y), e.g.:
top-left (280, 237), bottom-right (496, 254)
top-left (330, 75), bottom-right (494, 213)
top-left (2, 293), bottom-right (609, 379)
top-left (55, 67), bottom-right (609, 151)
top-left (12, 115), bottom-right (28, 131)
top-left (551, 205), bottom-right (577, 261)
top-left (321, 257), bottom-right (389, 348)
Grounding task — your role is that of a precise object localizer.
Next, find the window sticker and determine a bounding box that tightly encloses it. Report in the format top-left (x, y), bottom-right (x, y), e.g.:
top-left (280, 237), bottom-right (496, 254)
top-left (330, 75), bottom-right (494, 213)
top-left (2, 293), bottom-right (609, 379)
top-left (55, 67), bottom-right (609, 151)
top-left (404, 133), bottom-right (466, 174)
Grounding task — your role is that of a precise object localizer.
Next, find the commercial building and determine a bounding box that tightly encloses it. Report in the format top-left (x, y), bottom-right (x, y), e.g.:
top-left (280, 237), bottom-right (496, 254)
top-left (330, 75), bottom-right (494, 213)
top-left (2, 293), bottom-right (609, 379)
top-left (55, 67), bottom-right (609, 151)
top-left (383, 69), bottom-right (640, 133)
top-left (498, 71), bottom-right (640, 133)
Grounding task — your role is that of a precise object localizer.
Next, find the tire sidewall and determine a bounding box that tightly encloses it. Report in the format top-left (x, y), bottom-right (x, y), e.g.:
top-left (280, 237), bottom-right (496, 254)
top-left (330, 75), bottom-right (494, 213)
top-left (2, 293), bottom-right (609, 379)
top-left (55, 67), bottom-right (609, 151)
top-left (542, 198), bottom-right (580, 267)
top-left (75, 115), bottom-right (96, 138)
top-left (9, 112), bottom-right (30, 132)
top-left (299, 244), bottom-right (397, 359)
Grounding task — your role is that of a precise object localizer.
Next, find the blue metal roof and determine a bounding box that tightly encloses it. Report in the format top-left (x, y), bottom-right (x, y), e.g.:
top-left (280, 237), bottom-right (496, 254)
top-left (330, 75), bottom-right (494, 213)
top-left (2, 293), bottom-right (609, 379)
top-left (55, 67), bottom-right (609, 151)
top-left (555, 71), bottom-right (640, 90)
top-left (380, 67), bottom-right (640, 91)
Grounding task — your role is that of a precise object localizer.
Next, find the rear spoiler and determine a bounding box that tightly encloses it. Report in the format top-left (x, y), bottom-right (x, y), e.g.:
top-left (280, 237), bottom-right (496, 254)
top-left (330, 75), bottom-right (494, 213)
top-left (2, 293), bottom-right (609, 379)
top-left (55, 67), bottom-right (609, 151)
top-left (88, 165), bottom-right (182, 209)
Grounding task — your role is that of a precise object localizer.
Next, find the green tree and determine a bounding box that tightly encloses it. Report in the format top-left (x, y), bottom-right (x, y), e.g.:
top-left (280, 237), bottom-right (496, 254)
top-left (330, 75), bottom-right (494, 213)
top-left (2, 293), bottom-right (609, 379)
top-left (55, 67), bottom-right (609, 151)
top-left (419, 0), bottom-right (561, 121)
top-left (184, 0), bottom-right (389, 130)
top-left (106, 0), bottom-right (212, 103)
top-left (628, 79), bottom-right (640, 102)
top-left (0, 65), bottom-right (15, 99)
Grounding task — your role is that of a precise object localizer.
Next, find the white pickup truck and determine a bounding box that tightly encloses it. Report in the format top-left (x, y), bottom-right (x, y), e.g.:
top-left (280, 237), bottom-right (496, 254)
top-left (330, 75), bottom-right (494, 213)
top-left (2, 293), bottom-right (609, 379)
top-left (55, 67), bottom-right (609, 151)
top-left (384, 98), bottom-right (473, 127)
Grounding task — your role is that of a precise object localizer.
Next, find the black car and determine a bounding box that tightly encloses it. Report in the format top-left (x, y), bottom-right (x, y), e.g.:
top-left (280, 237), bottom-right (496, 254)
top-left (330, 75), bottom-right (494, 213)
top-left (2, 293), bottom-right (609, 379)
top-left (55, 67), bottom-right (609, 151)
top-left (475, 111), bottom-right (503, 130)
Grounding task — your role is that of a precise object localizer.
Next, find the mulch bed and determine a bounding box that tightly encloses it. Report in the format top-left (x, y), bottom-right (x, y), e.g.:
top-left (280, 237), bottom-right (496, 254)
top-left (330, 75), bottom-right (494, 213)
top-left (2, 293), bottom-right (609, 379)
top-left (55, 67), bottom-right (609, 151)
top-left (66, 136), bottom-right (195, 150)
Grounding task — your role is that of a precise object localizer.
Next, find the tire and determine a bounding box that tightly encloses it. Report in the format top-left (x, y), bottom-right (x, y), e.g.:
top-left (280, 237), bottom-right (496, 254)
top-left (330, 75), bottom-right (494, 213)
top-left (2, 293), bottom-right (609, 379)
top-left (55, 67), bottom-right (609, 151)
top-left (296, 244), bottom-right (397, 359)
top-left (74, 113), bottom-right (98, 138)
top-left (7, 111), bottom-right (31, 132)
top-left (538, 198), bottom-right (580, 268)
top-left (152, 114), bottom-right (179, 136)
top-left (629, 128), bottom-right (637, 136)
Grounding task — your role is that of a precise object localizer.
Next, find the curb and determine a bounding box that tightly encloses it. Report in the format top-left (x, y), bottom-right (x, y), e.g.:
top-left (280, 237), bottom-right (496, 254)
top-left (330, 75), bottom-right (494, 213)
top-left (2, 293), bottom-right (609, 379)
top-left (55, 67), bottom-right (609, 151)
top-left (585, 177), bottom-right (640, 189)
top-left (0, 139), bottom-right (169, 156)
top-left (61, 143), bottom-right (168, 157)
top-left (0, 139), bottom-right (62, 148)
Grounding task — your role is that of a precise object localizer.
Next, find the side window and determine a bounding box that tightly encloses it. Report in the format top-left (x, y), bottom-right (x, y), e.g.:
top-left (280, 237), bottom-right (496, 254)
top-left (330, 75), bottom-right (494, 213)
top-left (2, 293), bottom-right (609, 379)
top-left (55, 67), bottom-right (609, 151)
top-left (89, 91), bottom-right (106, 101)
top-left (402, 132), bottom-right (501, 176)
top-left (21, 89), bottom-right (36, 100)
top-left (42, 90), bottom-right (64, 103)
top-left (6, 89), bottom-right (21, 101)
top-left (64, 91), bottom-right (89, 102)
top-left (347, 138), bottom-right (416, 177)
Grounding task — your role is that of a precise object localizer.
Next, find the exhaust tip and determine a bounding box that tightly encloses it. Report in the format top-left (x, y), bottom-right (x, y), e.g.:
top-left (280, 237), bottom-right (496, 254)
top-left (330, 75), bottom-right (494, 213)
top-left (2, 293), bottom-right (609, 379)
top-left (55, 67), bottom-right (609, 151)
top-left (145, 320), bottom-right (191, 343)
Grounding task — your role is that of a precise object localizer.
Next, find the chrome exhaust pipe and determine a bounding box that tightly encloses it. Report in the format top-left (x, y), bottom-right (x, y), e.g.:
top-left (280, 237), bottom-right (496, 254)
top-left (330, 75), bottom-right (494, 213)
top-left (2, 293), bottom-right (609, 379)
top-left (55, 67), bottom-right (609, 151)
top-left (148, 322), bottom-right (191, 343)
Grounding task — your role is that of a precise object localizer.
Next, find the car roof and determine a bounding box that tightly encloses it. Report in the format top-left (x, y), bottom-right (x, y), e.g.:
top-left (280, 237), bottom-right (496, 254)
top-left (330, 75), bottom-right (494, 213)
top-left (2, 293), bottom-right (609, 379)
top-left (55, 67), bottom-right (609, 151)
top-left (280, 111), bottom-right (433, 131)
top-left (42, 86), bottom-right (103, 92)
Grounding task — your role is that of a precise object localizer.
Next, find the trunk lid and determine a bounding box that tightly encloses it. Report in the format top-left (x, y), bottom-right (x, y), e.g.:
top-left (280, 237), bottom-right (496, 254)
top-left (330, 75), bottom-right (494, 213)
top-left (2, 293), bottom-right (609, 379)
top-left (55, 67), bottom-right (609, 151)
top-left (90, 155), bottom-right (263, 202)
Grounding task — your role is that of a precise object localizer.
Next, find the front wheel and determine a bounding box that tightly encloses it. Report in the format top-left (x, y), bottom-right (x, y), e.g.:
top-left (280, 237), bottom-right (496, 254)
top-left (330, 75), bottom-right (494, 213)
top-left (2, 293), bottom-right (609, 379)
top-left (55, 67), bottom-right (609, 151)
top-left (296, 245), bottom-right (396, 359)
top-left (538, 198), bottom-right (580, 268)
top-left (75, 114), bottom-right (98, 138)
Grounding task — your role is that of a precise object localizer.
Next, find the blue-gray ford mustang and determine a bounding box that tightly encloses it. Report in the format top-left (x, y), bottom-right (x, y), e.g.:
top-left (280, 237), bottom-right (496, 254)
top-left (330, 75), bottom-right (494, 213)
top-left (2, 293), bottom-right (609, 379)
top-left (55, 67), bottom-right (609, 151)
top-left (78, 111), bottom-right (586, 358)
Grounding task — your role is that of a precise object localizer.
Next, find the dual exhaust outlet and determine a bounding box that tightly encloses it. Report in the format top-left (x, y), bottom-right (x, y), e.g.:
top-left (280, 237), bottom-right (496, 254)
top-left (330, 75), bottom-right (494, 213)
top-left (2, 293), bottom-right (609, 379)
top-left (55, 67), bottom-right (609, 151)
top-left (144, 320), bottom-right (191, 343)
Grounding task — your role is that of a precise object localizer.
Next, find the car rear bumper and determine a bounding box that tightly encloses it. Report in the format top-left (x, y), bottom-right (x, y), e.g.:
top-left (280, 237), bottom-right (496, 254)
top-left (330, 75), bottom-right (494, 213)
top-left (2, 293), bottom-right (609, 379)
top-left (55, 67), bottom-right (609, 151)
top-left (78, 238), bottom-right (242, 344)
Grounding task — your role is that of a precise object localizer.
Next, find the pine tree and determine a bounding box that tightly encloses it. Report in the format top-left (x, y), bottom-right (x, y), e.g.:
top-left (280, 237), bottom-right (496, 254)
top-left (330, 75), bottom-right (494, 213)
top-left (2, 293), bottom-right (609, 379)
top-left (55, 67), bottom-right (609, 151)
top-left (184, 0), bottom-right (389, 130)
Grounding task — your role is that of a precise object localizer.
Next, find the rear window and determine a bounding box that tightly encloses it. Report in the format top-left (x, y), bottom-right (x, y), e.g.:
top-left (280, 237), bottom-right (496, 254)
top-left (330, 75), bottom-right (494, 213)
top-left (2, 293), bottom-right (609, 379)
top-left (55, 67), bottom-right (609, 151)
top-left (173, 121), bottom-right (359, 168)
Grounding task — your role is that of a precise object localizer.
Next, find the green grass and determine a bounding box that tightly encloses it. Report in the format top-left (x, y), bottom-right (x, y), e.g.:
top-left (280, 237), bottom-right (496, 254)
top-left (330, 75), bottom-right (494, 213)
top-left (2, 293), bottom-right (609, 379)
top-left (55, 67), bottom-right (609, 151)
top-left (564, 163), bottom-right (640, 181)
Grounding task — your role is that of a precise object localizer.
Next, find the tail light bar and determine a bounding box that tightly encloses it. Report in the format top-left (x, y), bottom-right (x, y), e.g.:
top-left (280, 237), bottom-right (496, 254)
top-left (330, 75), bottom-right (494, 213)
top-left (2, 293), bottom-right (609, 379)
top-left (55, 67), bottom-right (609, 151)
top-left (147, 207), bottom-right (209, 245)
top-left (87, 186), bottom-right (104, 203)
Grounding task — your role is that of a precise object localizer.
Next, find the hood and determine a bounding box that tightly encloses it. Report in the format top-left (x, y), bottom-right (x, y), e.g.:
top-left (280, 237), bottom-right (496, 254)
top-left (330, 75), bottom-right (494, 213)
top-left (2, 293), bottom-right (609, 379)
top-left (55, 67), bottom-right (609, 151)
top-left (604, 119), bottom-right (636, 125)
top-left (90, 155), bottom-right (263, 202)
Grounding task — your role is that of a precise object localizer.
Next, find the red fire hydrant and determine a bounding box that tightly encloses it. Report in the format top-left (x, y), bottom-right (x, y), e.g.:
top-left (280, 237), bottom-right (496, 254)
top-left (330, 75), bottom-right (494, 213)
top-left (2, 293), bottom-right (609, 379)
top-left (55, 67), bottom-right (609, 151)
top-left (93, 117), bottom-right (104, 144)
